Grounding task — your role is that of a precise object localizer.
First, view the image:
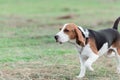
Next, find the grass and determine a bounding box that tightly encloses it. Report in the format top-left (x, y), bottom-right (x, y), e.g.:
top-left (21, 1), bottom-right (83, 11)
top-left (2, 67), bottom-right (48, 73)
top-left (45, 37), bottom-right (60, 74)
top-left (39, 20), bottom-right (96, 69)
top-left (0, 0), bottom-right (120, 80)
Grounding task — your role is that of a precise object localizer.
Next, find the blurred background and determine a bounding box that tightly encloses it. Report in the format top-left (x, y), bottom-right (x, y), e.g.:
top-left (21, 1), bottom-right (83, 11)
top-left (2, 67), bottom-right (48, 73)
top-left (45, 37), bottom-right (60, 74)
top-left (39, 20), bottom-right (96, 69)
top-left (0, 0), bottom-right (120, 80)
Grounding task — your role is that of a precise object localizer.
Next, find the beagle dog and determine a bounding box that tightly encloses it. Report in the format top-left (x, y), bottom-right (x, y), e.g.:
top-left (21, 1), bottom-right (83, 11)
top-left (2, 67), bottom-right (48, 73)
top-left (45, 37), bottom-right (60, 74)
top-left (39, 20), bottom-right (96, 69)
top-left (54, 17), bottom-right (120, 78)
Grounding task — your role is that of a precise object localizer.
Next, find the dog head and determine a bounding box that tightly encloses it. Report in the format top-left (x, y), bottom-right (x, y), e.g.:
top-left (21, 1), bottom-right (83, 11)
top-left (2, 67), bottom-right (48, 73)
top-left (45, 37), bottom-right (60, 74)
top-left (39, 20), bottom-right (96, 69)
top-left (54, 23), bottom-right (85, 46)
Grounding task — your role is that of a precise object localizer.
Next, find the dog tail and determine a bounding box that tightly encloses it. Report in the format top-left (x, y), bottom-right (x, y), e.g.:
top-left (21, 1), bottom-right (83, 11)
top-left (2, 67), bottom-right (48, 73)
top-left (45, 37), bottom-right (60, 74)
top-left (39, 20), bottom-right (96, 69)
top-left (113, 17), bottom-right (120, 30)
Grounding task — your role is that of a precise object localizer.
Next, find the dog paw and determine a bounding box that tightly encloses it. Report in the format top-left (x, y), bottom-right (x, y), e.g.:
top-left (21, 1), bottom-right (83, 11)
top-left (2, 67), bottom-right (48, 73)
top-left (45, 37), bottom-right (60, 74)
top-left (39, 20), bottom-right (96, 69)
top-left (116, 70), bottom-right (120, 74)
top-left (76, 75), bottom-right (84, 79)
top-left (117, 68), bottom-right (120, 74)
top-left (88, 66), bottom-right (94, 71)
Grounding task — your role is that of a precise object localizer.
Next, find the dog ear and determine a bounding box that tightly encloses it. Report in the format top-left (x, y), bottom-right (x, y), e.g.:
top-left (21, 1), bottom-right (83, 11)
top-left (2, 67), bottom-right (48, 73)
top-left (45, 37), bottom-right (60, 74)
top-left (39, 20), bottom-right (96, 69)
top-left (75, 27), bottom-right (85, 46)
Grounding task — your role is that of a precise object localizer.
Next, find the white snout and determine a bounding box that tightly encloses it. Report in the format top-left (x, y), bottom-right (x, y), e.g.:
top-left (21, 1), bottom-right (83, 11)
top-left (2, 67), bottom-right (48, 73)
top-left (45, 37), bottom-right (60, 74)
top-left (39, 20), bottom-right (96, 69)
top-left (56, 31), bottom-right (69, 43)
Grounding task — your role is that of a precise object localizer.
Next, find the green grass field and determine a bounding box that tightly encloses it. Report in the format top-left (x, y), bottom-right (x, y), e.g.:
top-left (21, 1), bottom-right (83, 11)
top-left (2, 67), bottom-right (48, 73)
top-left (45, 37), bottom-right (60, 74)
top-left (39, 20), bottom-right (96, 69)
top-left (0, 0), bottom-right (120, 80)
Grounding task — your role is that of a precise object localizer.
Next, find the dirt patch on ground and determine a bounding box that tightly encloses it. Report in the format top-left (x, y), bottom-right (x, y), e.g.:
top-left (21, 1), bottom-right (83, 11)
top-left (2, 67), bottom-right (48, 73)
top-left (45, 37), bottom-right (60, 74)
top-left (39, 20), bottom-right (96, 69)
top-left (56, 14), bottom-right (79, 20)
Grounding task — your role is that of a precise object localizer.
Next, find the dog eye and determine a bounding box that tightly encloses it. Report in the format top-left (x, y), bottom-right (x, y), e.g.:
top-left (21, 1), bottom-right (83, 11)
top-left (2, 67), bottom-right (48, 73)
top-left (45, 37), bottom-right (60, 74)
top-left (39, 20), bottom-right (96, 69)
top-left (64, 29), bottom-right (69, 32)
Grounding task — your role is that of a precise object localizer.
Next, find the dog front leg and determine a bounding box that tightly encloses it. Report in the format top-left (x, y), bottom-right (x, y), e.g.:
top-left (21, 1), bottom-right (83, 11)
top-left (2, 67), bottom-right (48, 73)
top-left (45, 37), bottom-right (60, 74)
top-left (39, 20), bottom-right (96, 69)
top-left (77, 55), bottom-right (86, 78)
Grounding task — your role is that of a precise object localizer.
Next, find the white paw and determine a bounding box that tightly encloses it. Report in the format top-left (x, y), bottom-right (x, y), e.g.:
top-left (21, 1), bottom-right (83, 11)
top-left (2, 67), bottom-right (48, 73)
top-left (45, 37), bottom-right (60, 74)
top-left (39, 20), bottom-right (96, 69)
top-left (106, 52), bottom-right (115, 57)
top-left (76, 75), bottom-right (84, 79)
top-left (116, 70), bottom-right (120, 74)
top-left (86, 66), bottom-right (94, 71)
top-left (88, 67), bottom-right (94, 71)
top-left (116, 67), bottom-right (120, 74)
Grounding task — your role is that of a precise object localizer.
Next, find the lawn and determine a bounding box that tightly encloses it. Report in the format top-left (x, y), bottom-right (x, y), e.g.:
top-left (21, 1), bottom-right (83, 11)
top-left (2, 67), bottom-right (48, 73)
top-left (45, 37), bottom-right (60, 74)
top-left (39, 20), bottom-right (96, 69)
top-left (0, 0), bottom-right (120, 80)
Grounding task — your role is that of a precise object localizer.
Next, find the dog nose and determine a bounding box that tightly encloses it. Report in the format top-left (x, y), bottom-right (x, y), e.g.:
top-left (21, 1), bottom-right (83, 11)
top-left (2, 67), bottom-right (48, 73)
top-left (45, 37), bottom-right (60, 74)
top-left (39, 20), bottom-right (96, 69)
top-left (54, 35), bottom-right (59, 40)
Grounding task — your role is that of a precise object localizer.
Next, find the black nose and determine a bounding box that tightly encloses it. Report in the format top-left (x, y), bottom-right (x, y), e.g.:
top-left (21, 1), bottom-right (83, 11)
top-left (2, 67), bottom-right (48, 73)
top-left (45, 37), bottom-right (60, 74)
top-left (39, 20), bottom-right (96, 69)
top-left (54, 35), bottom-right (59, 41)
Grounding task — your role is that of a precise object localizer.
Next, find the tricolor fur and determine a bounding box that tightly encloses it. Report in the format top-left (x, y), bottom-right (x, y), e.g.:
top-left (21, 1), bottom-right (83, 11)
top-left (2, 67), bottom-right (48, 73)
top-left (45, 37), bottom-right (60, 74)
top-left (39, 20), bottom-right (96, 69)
top-left (54, 17), bottom-right (120, 78)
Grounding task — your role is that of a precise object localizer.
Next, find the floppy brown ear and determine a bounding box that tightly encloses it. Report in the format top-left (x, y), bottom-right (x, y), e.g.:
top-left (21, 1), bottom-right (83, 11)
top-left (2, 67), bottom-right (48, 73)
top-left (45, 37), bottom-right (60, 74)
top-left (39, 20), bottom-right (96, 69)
top-left (75, 27), bottom-right (85, 46)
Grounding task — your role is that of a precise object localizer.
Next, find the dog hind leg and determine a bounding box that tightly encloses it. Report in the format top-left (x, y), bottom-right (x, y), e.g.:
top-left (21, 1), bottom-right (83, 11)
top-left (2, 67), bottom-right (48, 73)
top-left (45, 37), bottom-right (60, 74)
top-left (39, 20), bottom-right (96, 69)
top-left (115, 48), bottom-right (120, 74)
top-left (84, 54), bottom-right (99, 71)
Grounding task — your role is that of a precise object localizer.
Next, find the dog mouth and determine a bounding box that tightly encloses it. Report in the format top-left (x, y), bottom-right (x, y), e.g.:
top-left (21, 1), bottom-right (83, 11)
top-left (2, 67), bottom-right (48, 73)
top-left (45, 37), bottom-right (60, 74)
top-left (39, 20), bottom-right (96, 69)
top-left (59, 42), bottom-right (62, 44)
top-left (55, 40), bottom-right (62, 44)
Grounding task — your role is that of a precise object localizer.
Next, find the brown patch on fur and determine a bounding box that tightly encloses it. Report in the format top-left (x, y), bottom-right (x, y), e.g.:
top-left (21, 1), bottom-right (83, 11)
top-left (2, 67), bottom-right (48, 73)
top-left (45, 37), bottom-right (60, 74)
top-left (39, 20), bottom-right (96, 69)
top-left (88, 38), bottom-right (98, 54)
top-left (63, 24), bottom-right (76, 40)
top-left (64, 23), bottom-right (85, 46)
top-left (112, 40), bottom-right (120, 55)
